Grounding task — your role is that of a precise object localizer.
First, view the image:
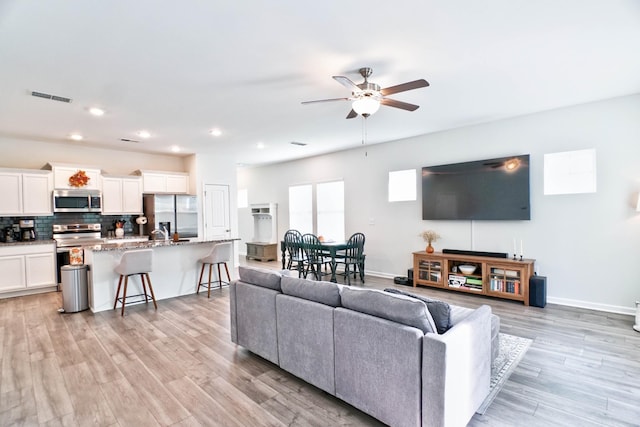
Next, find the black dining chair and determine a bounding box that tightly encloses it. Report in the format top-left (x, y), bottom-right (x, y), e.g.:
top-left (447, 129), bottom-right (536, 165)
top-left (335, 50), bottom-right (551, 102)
top-left (301, 233), bottom-right (328, 280)
top-left (283, 229), bottom-right (305, 277)
top-left (336, 232), bottom-right (365, 285)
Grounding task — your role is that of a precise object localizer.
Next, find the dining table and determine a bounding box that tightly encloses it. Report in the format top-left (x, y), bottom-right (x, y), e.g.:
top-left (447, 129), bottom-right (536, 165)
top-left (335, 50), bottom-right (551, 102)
top-left (280, 240), bottom-right (355, 283)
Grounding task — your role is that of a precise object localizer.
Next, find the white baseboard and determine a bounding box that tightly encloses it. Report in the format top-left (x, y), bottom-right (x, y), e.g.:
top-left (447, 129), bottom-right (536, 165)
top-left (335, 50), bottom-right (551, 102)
top-left (547, 296), bottom-right (635, 316)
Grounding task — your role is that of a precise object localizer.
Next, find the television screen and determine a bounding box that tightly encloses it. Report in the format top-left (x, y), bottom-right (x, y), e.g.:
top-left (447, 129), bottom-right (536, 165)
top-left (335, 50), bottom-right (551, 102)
top-left (422, 154), bottom-right (530, 220)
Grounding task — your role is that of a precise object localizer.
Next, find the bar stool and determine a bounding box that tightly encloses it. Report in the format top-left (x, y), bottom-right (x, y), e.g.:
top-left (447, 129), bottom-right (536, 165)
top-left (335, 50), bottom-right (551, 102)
top-left (197, 242), bottom-right (232, 298)
top-left (113, 249), bottom-right (157, 316)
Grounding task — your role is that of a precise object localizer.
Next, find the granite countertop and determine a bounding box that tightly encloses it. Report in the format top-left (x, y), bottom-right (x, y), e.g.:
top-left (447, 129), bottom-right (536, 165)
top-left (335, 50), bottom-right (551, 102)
top-left (86, 238), bottom-right (238, 252)
top-left (0, 239), bottom-right (56, 246)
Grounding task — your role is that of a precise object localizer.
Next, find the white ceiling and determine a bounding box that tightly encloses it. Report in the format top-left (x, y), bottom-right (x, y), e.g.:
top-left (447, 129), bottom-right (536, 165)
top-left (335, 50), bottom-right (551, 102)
top-left (0, 0), bottom-right (639, 166)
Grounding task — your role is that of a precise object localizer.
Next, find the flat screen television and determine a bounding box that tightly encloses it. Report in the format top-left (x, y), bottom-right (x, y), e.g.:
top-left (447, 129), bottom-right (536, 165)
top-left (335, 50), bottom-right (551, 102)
top-left (422, 154), bottom-right (530, 220)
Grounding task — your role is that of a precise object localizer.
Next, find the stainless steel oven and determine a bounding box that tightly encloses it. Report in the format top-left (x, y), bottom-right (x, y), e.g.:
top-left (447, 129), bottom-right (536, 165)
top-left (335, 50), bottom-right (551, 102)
top-left (53, 189), bottom-right (102, 213)
top-left (53, 223), bottom-right (104, 284)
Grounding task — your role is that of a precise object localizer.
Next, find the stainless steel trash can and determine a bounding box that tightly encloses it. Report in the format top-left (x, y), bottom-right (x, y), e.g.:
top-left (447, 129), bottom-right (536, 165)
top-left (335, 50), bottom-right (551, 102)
top-left (61, 264), bottom-right (89, 313)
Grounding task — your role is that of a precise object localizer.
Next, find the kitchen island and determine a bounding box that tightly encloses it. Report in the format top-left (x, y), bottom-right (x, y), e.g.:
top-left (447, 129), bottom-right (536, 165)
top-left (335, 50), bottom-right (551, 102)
top-left (83, 238), bottom-right (236, 313)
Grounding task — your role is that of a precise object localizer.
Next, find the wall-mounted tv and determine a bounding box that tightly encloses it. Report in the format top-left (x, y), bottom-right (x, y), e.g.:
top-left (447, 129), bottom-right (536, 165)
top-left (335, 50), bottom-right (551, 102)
top-left (422, 154), bottom-right (530, 220)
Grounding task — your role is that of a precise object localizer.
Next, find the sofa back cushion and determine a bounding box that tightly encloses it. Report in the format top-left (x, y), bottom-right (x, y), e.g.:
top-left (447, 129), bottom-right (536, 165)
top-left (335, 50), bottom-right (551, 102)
top-left (238, 266), bottom-right (283, 291)
top-left (340, 287), bottom-right (436, 334)
top-left (384, 288), bottom-right (453, 334)
top-left (281, 276), bottom-right (342, 307)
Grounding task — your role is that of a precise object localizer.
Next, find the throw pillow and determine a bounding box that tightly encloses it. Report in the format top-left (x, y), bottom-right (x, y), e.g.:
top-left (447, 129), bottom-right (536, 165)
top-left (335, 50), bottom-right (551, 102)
top-left (340, 287), bottom-right (437, 334)
top-left (384, 288), bottom-right (453, 334)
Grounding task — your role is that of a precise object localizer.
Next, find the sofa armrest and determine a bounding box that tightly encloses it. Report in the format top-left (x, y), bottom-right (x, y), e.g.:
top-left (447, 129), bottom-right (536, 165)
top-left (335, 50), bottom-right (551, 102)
top-left (229, 281), bottom-right (238, 344)
top-left (422, 304), bottom-right (492, 427)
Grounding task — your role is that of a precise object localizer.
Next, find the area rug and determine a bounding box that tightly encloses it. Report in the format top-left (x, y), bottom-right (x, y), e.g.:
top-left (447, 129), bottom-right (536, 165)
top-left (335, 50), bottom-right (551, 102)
top-left (476, 332), bottom-right (532, 414)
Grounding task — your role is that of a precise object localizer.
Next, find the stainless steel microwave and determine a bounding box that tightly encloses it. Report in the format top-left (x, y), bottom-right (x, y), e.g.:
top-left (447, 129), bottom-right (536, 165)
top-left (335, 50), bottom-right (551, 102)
top-left (53, 189), bottom-right (102, 213)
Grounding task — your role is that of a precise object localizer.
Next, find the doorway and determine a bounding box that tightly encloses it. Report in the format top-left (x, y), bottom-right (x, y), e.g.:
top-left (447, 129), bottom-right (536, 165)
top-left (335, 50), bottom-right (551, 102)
top-left (203, 184), bottom-right (230, 239)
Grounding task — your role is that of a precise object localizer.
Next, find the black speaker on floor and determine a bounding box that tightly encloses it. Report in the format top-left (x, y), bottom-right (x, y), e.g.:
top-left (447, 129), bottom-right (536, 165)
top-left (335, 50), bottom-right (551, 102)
top-left (408, 268), bottom-right (414, 282)
top-left (529, 275), bottom-right (547, 308)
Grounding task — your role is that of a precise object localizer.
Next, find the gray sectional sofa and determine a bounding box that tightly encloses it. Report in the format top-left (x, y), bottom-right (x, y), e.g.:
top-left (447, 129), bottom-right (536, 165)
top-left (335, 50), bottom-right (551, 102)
top-left (229, 266), bottom-right (499, 427)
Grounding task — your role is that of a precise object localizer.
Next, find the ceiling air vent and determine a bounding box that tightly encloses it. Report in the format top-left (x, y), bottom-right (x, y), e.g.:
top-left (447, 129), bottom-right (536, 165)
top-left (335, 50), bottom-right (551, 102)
top-left (290, 141), bottom-right (307, 146)
top-left (31, 91), bottom-right (72, 103)
top-left (120, 138), bottom-right (141, 143)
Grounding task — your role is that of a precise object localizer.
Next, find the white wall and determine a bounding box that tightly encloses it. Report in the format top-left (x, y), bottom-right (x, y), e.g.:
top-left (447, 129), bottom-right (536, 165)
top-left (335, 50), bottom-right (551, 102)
top-left (189, 152), bottom-right (240, 272)
top-left (238, 94), bottom-right (640, 314)
top-left (0, 137), bottom-right (185, 173)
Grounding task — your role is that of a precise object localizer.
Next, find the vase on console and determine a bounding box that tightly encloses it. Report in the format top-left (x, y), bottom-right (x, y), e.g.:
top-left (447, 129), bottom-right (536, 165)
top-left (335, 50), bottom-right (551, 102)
top-left (420, 229), bottom-right (440, 254)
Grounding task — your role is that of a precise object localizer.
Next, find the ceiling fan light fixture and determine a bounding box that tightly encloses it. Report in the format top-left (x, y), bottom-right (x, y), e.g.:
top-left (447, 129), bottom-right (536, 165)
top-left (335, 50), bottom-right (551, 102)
top-left (352, 96), bottom-right (380, 117)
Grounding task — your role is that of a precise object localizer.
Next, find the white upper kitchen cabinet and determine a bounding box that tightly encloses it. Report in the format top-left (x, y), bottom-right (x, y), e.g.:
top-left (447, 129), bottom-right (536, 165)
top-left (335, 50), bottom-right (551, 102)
top-left (22, 172), bottom-right (53, 214)
top-left (101, 175), bottom-right (143, 214)
top-left (45, 163), bottom-right (101, 190)
top-left (0, 172), bottom-right (22, 215)
top-left (0, 169), bottom-right (52, 216)
top-left (136, 170), bottom-right (189, 194)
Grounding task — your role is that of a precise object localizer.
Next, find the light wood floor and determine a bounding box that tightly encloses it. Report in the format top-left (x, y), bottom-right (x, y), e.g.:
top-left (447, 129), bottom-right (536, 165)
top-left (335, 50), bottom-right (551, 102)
top-left (1, 260), bottom-right (639, 427)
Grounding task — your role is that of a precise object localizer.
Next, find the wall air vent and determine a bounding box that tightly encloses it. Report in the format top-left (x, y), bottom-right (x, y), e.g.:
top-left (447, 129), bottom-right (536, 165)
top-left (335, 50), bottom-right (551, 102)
top-left (31, 91), bottom-right (72, 103)
top-left (120, 138), bottom-right (141, 143)
top-left (290, 141), bottom-right (307, 146)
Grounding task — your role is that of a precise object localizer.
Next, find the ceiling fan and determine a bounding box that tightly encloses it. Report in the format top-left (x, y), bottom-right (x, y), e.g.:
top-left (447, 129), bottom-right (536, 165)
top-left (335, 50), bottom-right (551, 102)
top-left (302, 67), bottom-right (429, 119)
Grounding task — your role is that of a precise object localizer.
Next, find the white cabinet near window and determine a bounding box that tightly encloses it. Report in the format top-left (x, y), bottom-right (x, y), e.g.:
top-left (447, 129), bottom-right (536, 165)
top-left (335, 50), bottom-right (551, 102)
top-left (0, 169), bottom-right (52, 216)
top-left (0, 243), bottom-right (56, 295)
top-left (136, 170), bottom-right (189, 194)
top-left (101, 176), bottom-right (143, 214)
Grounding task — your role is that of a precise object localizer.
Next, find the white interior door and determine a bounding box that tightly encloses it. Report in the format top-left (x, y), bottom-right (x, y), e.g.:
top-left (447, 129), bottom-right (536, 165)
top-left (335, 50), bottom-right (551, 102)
top-left (204, 184), bottom-right (230, 239)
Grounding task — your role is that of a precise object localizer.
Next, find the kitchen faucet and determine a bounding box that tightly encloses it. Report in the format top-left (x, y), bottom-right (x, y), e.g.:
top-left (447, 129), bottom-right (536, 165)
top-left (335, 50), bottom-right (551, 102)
top-left (151, 226), bottom-right (169, 241)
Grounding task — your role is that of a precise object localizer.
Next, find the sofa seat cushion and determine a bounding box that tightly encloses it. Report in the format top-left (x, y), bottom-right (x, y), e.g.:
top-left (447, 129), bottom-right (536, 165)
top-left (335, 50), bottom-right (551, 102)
top-left (340, 287), bottom-right (437, 334)
top-left (238, 265), bottom-right (283, 291)
top-left (384, 288), bottom-right (453, 334)
top-left (281, 276), bottom-right (342, 307)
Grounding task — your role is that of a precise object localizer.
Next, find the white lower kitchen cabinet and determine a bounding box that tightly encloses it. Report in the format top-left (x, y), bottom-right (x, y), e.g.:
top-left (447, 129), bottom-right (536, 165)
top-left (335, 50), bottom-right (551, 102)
top-left (0, 243), bottom-right (56, 296)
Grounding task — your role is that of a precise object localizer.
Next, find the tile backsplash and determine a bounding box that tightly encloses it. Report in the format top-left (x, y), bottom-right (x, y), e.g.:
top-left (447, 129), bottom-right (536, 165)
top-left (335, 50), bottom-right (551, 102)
top-left (0, 214), bottom-right (140, 240)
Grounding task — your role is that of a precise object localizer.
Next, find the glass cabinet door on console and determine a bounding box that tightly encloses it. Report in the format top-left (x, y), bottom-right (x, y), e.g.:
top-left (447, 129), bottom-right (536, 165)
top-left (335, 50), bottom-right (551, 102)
top-left (413, 254), bottom-right (444, 287)
top-left (486, 263), bottom-right (529, 303)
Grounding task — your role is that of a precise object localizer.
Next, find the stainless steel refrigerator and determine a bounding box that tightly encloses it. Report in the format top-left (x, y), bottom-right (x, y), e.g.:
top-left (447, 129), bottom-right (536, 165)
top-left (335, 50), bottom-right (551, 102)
top-left (143, 194), bottom-right (198, 238)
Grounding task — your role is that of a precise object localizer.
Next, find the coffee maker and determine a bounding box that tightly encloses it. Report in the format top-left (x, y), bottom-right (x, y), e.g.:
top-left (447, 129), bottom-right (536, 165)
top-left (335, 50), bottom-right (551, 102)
top-left (19, 219), bottom-right (37, 241)
top-left (2, 226), bottom-right (16, 243)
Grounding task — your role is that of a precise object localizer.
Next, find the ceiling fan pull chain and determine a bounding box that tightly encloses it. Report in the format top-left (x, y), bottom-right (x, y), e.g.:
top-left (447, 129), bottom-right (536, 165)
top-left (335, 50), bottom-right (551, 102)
top-left (362, 116), bottom-right (368, 157)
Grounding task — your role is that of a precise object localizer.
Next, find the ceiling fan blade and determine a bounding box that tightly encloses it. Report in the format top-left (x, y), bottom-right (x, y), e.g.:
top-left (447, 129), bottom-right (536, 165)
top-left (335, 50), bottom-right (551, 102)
top-left (301, 97), bottom-right (350, 105)
top-left (333, 75), bottom-right (360, 92)
top-left (380, 79), bottom-right (429, 96)
top-left (380, 98), bottom-right (420, 111)
top-left (346, 109), bottom-right (358, 119)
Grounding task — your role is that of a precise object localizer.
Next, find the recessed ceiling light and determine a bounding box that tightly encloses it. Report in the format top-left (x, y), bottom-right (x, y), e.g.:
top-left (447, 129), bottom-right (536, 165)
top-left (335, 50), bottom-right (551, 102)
top-left (256, 142), bottom-right (265, 149)
top-left (209, 128), bottom-right (222, 137)
top-left (89, 107), bottom-right (105, 116)
top-left (137, 130), bottom-right (151, 138)
top-left (70, 133), bottom-right (83, 141)
top-left (170, 145), bottom-right (180, 153)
